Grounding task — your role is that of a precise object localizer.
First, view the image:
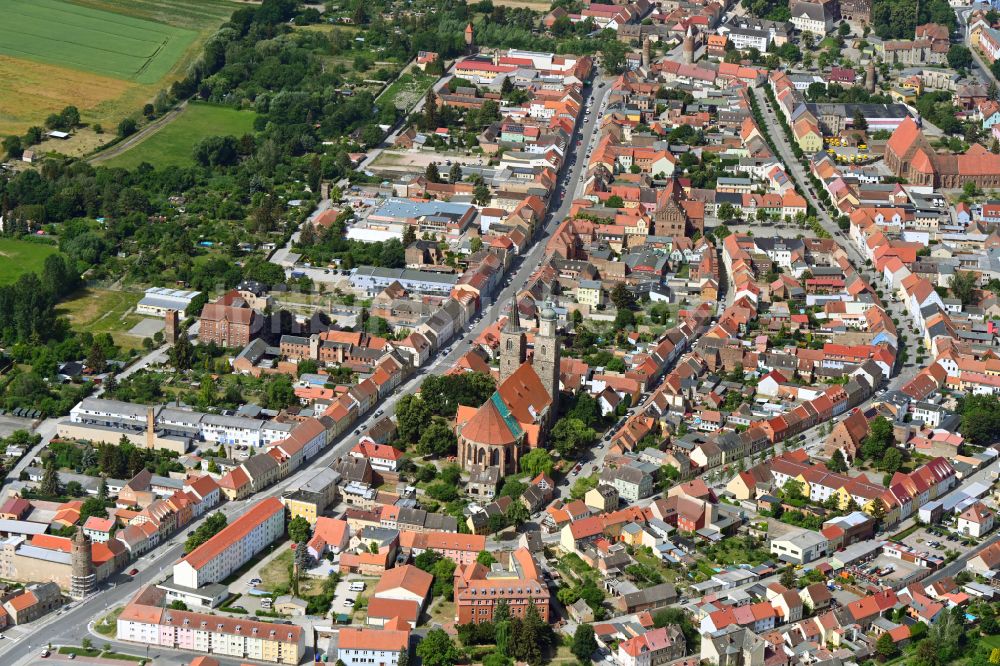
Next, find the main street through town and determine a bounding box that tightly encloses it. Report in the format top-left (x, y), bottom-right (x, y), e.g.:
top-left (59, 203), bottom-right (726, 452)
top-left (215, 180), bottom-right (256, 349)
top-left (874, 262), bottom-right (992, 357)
top-left (4, 71), bottom-right (615, 666)
top-left (4, 62), bottom-right (979, 666)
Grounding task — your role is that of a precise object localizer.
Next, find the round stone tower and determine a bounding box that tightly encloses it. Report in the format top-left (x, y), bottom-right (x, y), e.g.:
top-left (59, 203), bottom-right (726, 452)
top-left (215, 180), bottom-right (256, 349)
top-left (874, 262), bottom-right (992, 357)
top-left (70, 528), bottom-right (95, 600)
top-left (682, 27), bottom-right (696, 65)
top-left (465, 22), bottom-right (474, 52)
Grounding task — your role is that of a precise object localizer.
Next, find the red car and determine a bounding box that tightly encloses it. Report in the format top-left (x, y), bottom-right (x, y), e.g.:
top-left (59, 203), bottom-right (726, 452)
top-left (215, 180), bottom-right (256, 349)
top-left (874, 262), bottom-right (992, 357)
top-left (128, 568), bottom-right (139, 576)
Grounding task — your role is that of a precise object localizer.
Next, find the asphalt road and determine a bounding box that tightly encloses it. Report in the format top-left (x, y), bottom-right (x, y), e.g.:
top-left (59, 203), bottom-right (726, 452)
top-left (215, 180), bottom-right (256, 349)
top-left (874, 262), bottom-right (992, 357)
top-left (4, 72), bottom-right (614, 666)
top-left (89, 102), bottom-right (188, 165)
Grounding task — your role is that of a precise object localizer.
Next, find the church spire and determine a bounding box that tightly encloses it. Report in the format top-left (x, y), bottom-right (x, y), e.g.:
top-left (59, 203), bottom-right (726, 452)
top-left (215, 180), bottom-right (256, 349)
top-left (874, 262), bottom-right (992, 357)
top-left (505, 296), bottom-right (520, 331)
top-left (499, 297), bottom-right (526, 384)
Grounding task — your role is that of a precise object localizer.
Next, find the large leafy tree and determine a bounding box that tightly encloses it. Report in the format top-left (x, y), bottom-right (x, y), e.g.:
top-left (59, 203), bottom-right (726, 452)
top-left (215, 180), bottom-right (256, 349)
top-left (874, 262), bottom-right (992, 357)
top-left (519, 449), bottom-right (554, 477)
top-left (417, 417), bottom-right (457, 457)
top-left (950, 270), bottom-right (977, 306)
top-left (395, 394), bottom-right (432, 445)
top-left (571, 624), bottom-right (597, 661)
top-left (416, 629), bottom-right (461, 666)
top-left (550, 417), bottom-right (596, 458)
top-left (859, 416), bottom-right (893, 462)
top-left (827, 449), bottom-right (849, 473)
top-left (959, 394), bottom-right (1000, 445)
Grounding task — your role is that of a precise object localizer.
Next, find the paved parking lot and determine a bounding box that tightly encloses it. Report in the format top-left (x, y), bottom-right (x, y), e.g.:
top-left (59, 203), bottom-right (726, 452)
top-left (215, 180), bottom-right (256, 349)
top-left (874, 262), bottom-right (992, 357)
top-left (0, 413), bottom-right (37, 437)
top-left (333, 578), bottom-right (365, 616)
top-left (897, 524), bottom-right (982, 558)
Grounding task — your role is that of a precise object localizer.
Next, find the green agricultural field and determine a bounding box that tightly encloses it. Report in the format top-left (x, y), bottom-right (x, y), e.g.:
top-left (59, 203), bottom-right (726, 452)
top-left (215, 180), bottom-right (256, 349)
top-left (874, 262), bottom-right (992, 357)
top-left (0, 0), bottom-right (236, 135)
top-left (0, 0), bottom-right (197, 83)
top-left (0, 239), bottom-right (58, 285)
top-left (102, 103), bottom-right (257, 169)
top-left (68, 0), bottom-right (238, 30)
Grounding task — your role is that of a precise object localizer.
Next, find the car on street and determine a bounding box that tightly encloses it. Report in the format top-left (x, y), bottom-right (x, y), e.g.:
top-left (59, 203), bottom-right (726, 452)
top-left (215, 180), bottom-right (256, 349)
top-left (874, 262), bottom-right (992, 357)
top-left (128, 568), bottom-right (139, 576)
top-left (250, 577), bottom-right (262, 586)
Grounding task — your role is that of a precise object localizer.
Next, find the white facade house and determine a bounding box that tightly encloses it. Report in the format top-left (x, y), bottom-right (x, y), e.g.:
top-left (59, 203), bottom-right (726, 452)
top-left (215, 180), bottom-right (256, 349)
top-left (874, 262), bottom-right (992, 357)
top-left (173, 498), bottom-right (285, 589)
top-left (789, 1), bottom-right (831, 35)
top-left (117, 604), bottom-right (303, 664)
top-left (66, 398), bottom-right (296, 452)
top-left (334, 628), bottom-right (409, 666)
top-left (719, 17), bottom-right (789, 51)
top-left (958, 503), bottom-right (995, 538)
top-left (350, 439), bottom-right (403, 472)
top-left (770, 528), bottom-right (828, 564)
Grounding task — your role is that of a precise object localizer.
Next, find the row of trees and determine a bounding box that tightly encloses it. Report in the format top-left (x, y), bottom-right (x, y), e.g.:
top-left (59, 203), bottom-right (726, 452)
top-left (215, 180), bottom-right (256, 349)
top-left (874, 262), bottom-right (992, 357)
top-left (184, 512), bottom-right (228, 552)
top-left (452, 599), bottom-right (555, 666)
top-left (0, 254), bottom-right (78, 346)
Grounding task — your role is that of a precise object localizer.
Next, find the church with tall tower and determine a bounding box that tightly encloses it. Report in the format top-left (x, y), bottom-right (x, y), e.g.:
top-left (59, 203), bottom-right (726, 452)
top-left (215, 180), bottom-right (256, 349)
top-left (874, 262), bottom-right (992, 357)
top-left (456, 299), bottom-right (561, 477)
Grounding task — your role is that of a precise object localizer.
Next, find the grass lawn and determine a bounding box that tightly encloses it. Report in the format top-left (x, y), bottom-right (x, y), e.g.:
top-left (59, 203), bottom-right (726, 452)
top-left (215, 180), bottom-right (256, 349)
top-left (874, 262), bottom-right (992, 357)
top-left (551, 644), bottom-right (578, 664)
top-left (891, 523), bottom-right (922, 541)
top-left (99, 652), bottom-right (147, 662)
top-left (350, 582), bottom-right (376, 623)
top-left (260, 548), bottom-right (324, 597)
top-left (95, 607), bottom-right (123, 636)
top-left (632, 548), bottom-right (681, 585)
top-left (56, 288), bottom-right (144, 349)
top-left (59, 646), bottom-right (102, 657)
top-left (0, 239), bottom-right (58, 285)
top-left (982, 635), bottom-right (1000, 649)
top-left (428, 598), bottom-right (455, 624)
top-left (102, 103), bottom-right (257, 169)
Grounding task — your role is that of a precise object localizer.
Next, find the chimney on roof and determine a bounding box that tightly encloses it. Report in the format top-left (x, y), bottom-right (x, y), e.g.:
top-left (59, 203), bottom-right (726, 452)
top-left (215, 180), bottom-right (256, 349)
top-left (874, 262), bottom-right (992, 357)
top-left (145, 406), bottom-right (155, 450)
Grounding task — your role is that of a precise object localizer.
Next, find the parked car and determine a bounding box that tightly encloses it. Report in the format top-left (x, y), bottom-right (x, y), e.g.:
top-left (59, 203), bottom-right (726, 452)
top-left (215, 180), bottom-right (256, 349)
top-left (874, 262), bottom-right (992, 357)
top-left (128, 568), bottom-right (139, 576)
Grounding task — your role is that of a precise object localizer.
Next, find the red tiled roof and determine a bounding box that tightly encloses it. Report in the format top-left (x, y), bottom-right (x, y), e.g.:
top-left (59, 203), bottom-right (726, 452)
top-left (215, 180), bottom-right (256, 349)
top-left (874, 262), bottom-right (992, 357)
top-left (182, 498), bottom-right (283, 570)
top-left (460, 400), bottom-right (517, 446)
top-left (373, 564), bottom-right (433, 599)
top-left (337, 627), bottom-right (409, 652)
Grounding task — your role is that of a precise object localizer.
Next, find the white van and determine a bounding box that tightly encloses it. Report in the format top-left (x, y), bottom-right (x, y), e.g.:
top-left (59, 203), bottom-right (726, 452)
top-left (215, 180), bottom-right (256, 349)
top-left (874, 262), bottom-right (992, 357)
top-left (349, 581), bottom-right (365, 592)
